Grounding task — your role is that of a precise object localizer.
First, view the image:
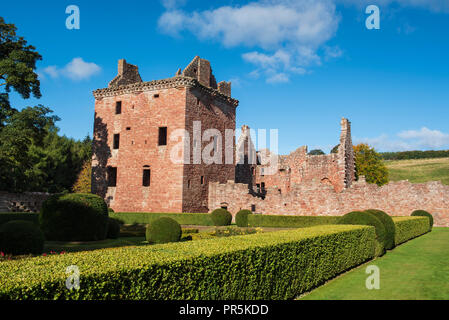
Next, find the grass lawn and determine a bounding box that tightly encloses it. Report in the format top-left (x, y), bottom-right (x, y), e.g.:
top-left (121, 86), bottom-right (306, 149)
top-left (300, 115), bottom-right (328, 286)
top-left (299, 227), bottom-right (449, 300)
top-left (386, 157), bottom-right (449, 185)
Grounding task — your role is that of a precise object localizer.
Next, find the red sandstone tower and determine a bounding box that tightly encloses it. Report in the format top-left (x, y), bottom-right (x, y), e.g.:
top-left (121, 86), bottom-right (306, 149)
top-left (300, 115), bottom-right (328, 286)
top-left (92, 57), bottom-right (238, 212)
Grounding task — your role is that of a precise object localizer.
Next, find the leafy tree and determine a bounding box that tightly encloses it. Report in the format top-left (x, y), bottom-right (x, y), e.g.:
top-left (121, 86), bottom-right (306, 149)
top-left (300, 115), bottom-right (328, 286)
top-left (73, 160), bottom-right (92, 193)
top-left (0, 17), bottom-right (42, 104)
top-left (353, 143), bottom-right (389, 186)
top-left (331, 144), bottom-right (339, 154)
top-left (308, 149), bottom-right (325, 155)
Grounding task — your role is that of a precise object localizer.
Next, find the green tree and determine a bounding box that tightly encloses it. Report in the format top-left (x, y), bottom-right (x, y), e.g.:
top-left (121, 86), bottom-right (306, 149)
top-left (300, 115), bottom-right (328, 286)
top-left (308, 149), bottom-right (325, 155)
top-left (353, 143), bottom-right (389, 186)
top-left (331, 144), bottom-right (340, 154)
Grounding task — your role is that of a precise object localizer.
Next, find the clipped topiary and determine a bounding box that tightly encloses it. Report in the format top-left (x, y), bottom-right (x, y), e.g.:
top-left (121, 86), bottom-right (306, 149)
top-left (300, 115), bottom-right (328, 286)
top-left (107, 218), bottom-right (122, 239)
top-left (40, 193), bottom-right (109, 241)
top-left (108, 208), bottom-right (115, 213)
top-left (364, 209), bottom-right (396, 250)
top-left (146, 217), bottom-right (181, 244)
top-left (0, 220), bottom-right (44, 255)
top-left (411, 210), bottom-right (433, 230)
top-left (211, 208), bottom-right (232, 226)
top-left (235, 209), bottom-right (252, 227)
top-left (338, 211), bottom-right (387, 256)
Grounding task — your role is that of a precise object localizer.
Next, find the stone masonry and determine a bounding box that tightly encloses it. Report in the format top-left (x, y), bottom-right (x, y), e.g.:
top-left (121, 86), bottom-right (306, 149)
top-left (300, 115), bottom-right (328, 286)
top-left (92, 56), bottom-right (448, 227)
top-left (92, 57), bottom-right (238, 213)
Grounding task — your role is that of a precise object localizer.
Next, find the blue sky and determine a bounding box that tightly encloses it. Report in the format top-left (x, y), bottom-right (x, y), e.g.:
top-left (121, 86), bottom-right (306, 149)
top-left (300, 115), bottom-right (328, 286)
top-left (2, 0), bottom-right (449, 154)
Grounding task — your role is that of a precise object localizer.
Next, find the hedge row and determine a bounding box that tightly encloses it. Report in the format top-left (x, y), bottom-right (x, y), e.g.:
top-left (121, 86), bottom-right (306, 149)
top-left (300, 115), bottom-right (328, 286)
top-left (0, 213), bottom-right (39, 226)
top-left (247, 215), bottom-right (341, 228)
top-left (392, 216), bottom-right (430, 245)
top-left (110, 212), bottom-right (214, 226)
top-left (0, 225), bottom-right (375, 299)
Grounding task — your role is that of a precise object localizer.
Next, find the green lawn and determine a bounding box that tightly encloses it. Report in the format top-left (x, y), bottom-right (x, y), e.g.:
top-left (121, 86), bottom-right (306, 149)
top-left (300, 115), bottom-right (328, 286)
top-left (299, 227), bottom-right (449, 300)
top-left (386, 157), bottom-right (449, 185)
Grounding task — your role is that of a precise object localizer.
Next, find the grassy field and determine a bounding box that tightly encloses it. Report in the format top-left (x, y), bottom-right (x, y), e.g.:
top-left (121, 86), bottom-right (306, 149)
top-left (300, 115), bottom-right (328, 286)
top-left (386, 157), bottom-right (449, 185)
top-left (299, 228), bottom-right (449, 300)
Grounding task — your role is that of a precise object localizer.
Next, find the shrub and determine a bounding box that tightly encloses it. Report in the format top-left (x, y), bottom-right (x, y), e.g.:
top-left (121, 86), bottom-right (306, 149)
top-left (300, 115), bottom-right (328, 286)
top-left (411, 210), bottom-right (433, 230)
top-left (338, 211), bottom-right (387, 256)
top-left (393, 217), bottom-right (430, 245)
top-left (39, 193), bottom-right (109, 241)
top-left (110, 212), bottom-right (214, 226)
top-left (0, 225), bottom-right (375, 299)
top-left (0, 213), bottom-right (39, 226)
top-left (364, 209), bottom-right (396, 250)
top-left (146, 217), bottom-right (181, 244)
top-left (211, 208), bottom-right (232, 226)
top-left (106, 218), bottom-right (121, 239)
top-left (235, 210), bottom-right (252, 227)
top-left (247, 215), bottom-right (340, 228)
top-left (0, 220), bottom-right (44, 255)
top-left (182, 228), bottom-right (199, 234)
top-left (108, 208), bottom-right (114, 213)
top-left (213, 226), bottom-right (259, 237)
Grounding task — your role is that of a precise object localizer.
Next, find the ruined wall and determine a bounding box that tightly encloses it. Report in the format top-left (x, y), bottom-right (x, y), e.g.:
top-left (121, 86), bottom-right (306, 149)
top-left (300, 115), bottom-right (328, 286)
top-left (0, 192), bottom-right (50, 213)
top-left (208, 178), bottom-right (449, 227)
top-left (182, 86), bottom-right (237, 212)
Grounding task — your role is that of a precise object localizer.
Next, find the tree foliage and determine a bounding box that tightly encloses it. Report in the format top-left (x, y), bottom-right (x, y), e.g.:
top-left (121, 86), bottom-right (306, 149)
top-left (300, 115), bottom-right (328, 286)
top-left (308, 149), bottom-right (325, 155)
top-left (331, 144), bottom-right (339, 154)
top-left (73, 160), bottom-right (92, 193)
top-left (0, 18), bottom-right (92, 193)
top-left (353, 143), bottom-right (389, 186)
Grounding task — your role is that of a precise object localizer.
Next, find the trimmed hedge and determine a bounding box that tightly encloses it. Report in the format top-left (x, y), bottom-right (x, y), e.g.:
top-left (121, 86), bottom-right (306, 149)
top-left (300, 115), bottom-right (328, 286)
top-left (40, 193), bottom-right (109, 241)
top-left (0, 225), bottom-right (375, 299)
top-left (235, 210), bottom-right (252, 227)
top-left (411, 210), bottom-right (433, 230)
top-left (393, 216), bottom-right (430, 245)
top-left (106, 218), bottom-right (121, 239)
top-left (0, 220), bottom-right (44, 255)
top-left (211, 208), bottom-right (232, 226)
top-left (338, 211), bottom-right (387, 256)
top-left (146, 217), bottom-right (182, 244)
top-left (247, 214), bottom-right (341, 228)
top-left (0, 213), bottom-right (39, 226)
top-left (364, 209), bottom-right (396, 250)
top-left (110, 212), bottom-right (214, 226)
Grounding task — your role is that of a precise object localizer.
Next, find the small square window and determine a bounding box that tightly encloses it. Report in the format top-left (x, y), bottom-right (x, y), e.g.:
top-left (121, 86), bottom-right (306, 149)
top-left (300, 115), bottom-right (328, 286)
top-left (251, 204), bottom-right (256, 212)
top-left (115, 101), bottom-right (122, 114)
top-left (154, 94), bottom-right (160, 98)
top-left (126, 127), bottom-right (131, 131)
top-left (201, 176), bottom-right (205, 185)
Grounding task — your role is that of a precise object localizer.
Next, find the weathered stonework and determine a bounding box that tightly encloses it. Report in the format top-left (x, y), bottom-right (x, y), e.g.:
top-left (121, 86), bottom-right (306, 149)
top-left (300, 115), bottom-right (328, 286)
top-left (0, 192), bottom-right (50, 213)
top-left (208, 178), bottom-right (449, 227)
top-left (92, 56), bottom-right (237, 213)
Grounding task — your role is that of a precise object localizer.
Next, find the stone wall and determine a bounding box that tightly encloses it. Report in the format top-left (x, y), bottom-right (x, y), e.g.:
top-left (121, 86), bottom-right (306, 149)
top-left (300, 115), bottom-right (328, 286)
top-left (0, 192), bottom-right (50, 213)
top-left (208, 178), bottom-right (449, 227)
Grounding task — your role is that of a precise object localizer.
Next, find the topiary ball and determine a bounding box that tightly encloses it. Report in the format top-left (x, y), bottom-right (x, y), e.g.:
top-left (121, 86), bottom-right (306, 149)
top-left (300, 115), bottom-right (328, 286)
top-left (0, 220), bottom-right (44, 255)
top-left (364, 209), bottom-right (396, 250)
top-left (107, 218), bottom-right (122, 239)
top-left (235, 209), bottom-right (252, 227)
top-left (338, 211), bottom-right (387, 257)
top-left (39, 193), bottom-right (109, 241)
top-left (411, 210), bottom-right (433, 230)
top-left (146, 217), bottom-right (181, 244)
top-left (211, 208), bottom-right (232, 226)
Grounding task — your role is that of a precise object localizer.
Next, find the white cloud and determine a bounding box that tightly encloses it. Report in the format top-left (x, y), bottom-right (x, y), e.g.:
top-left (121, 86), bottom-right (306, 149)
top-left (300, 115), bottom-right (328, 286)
top-left (41, 58), bottom-right (101, 81)
top-left (356, 127), bottom-right (449, 152)
top-left (158, 0), bottom-right (340, 83)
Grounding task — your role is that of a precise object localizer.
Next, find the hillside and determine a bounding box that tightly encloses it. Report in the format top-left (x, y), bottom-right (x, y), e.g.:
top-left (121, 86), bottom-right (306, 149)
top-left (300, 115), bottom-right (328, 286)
top-left (385, 157), bottom-right (449, 186)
